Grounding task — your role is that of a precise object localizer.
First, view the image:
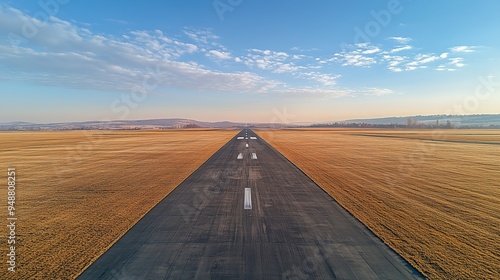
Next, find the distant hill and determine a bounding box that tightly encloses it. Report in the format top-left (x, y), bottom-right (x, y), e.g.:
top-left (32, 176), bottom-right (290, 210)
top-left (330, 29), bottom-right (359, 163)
top-left (341, 114), bottom-right (500, 128)
top-left (0, 118), bottom-right (291, 131)
top-left (2, 114), bottom-right (499, 131)
top-left (0, 118), bottom-right (239, 131)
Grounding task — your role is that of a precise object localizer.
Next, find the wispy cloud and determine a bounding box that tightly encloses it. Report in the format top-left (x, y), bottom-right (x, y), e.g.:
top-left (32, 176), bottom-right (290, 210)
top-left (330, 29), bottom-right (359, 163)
top-left (0, 6), bottom-right (349, 97)
top-left (407, 54), bottom-right (440, 67)
top-left (240, 49), bottom-right (341, 87)
top-left (206, 50), bottom-right (232, 60)
top-left (331, 38), bottom-right (477, 73)
top-left (0, 6), bottom-right (278, 94)
top-left (362, 87), bottom-right (396, 96)
top-left (241, 49), bottom-right (295, 73)
top-left (298, 72), bottom-right (341, 86)
top-left (275, 87), bottom-right (353, 98)
top-left (450, 45), bottom-right (478, 53)
top-left (332, 43), bottom-right (379, 67)
top-left (390, 45), bottom-right (412, 53)
top-left (0, 5), bottom-right (481, 100)
top-left (182, 28), bottom-right (220, 46)
top-left (436, 57), bottom-right (466, 71)
top-left (389, 36), bottom-right (412, 44)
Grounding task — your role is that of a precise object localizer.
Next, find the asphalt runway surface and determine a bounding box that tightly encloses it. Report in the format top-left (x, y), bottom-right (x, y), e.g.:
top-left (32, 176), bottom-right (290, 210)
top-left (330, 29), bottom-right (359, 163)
top-left (78, 129), bottom-right (425, 279)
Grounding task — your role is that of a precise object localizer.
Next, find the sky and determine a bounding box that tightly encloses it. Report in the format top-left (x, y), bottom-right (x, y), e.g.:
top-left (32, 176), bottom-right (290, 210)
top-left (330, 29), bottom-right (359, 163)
top-left (1, 0), bottom-right (499, 123)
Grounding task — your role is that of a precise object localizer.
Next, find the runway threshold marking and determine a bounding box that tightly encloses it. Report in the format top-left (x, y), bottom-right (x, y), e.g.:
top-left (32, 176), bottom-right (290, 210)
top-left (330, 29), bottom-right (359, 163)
top-left (244, 188), bottom-right (252, 209)
top-left (237, 137), bottom-right (244, 140)
top-left (237, 153), bottom-right (243, 159)
top-left (251, 153), bottom-right (257, 159)
top-left (250, 137), bottom-right (257, 140)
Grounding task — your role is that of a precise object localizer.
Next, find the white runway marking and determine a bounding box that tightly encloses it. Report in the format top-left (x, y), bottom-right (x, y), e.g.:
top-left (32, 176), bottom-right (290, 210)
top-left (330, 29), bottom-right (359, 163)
top-left (237, 153), bottom-right (243, 159)
top-left (244, 188), bottom-right (252, 209)
top-left (246, 143), bottom-right (249, 148)
top-left (237, 137), bottom-right (244, 140)
top-left (251, 153), bottom-right (257, 159)
top-left (250, 137), bottom-right (257, 140)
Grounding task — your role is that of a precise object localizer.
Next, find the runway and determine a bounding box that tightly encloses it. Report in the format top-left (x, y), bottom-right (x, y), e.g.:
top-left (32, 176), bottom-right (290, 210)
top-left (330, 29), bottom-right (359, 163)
top-left (78, 129), bottom-right (424, 279)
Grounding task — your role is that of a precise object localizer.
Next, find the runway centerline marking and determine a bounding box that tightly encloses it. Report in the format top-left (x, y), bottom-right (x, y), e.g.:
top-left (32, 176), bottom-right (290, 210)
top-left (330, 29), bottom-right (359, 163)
top-left (245, 143), bottom-right (249, 148)
top-left (244, 188), bottom-right (252, 209)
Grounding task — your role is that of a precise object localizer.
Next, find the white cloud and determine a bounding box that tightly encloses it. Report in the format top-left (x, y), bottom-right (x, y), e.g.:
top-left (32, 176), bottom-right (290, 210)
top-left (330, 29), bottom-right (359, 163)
top-left (130, 30), bottom-right (198, 59)
top-left (183, 28), bottom-right (220, 46)
top-left (383, 55), bottom-right (407, 72)
top-left (450, 46), bottom-right (477, 53)
top-left (399, 54), bottom-right (439, 71)
top-left (290, 46), bottom-right (319, 52)
top-left (340, 54), bottom-right (376, 67)
top-left (362, 47), bottom-right (381, 54)
top-left (275, 86), bottom-right (396, 98)
top-left (415, 54), bottom-right (440, 64)
top-left (435, 57), bottom-right (465, 71)
top-left (362, 88), bottom-right (396, 96)
top-left (241, 48), bottom-right (345, 90)
top-left (0, 5), bottom-right (481, 99)
top-left (390, 45), bottom-right (412, 53)
top-left (0, 6), bottom-right (347, 97)
top-left (449, 57), bottom-right (465, 68)
top-left (330, 38), bottom-right (477, 73)
top-left (242, 49), bottom-right (298, 73)
top-left (382, 52), bottom-right (450, 72)
top-left (299, 72), bottom-right (341, 86)
top-left (0, 6), bottom-right (279, 94)
top-left (206, 50), bottom-right (231, 60)
top-left (275, 87), bottom-right (353, 98)
top-left (389, 37), bottom-right (412, 44)
top-left (332, 43), bottom-right (379, 67)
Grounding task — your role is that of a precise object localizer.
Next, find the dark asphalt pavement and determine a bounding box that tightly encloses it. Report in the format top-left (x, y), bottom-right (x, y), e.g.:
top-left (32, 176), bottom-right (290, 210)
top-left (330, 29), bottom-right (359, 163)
top-left (78, 129), bottom-right (425, 279)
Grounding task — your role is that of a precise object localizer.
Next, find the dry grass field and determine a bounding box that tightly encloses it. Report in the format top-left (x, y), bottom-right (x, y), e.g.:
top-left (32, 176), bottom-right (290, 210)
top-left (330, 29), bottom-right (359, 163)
top-left (258, 129), bottom-right (500, 280)
top-left (0, 129), bottom-right (236, 280)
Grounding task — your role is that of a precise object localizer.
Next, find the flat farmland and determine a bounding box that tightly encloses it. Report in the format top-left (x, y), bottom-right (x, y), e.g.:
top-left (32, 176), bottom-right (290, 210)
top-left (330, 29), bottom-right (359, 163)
top-left (0, 129), bottom-right (236, 280)
top-left (257, 129), bottom-right (500, 280)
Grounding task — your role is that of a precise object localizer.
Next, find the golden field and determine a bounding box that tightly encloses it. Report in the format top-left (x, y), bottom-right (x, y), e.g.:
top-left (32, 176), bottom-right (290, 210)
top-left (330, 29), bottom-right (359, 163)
top-left (257, 129), bottom-right (500, 280)
top-left (0, 129), bottom-right (236, 280)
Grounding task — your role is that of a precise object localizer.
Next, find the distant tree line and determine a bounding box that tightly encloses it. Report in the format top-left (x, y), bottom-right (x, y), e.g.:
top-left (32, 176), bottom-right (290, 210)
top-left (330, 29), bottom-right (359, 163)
top-left (306, 120), bottom-right (500, 129)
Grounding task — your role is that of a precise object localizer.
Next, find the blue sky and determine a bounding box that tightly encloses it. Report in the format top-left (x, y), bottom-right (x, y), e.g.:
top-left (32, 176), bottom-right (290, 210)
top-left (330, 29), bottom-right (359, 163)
top-left (1, 0), bottom-right (499, 123)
